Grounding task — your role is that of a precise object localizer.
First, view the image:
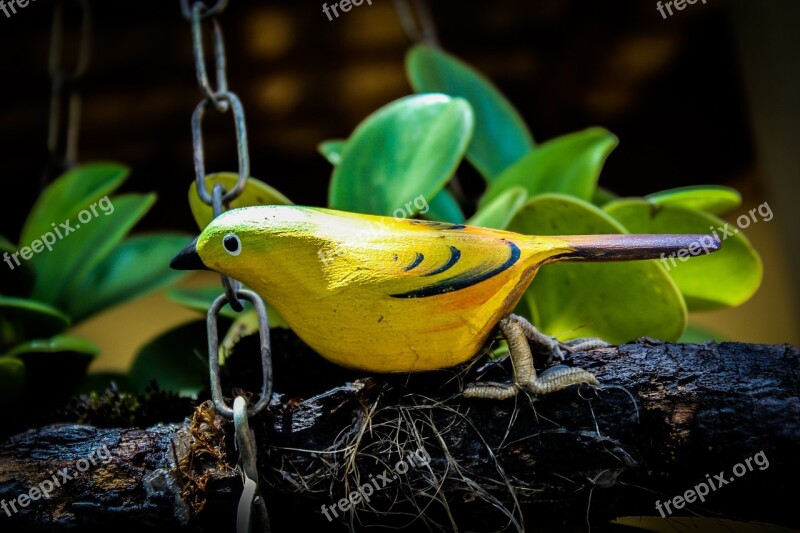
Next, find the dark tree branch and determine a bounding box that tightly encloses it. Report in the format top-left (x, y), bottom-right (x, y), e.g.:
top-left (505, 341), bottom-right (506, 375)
top-left (1, 340), bottom-right (798, 532)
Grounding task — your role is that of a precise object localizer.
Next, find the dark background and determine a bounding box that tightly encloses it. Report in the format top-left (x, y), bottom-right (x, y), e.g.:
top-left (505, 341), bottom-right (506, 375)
top-left (0, 0), bottom-right (797, 345)
top-left (0, 0), bottom-right (759, 230)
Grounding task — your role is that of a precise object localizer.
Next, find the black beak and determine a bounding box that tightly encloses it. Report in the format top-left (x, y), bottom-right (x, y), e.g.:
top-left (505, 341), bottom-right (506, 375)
top-left (170, 237), bottom-right (208, 270)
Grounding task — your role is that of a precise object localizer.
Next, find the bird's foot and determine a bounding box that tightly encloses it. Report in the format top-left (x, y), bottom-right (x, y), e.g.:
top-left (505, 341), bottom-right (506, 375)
top-left (462, 315), bottom-right (601, 400)
top-left (463, 365), bottom-right (598, 399)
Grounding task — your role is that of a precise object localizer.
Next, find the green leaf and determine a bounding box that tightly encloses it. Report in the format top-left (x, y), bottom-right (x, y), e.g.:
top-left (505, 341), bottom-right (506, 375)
top-left (605, 199), bottom-right (762, 311)
top-left (645, 185), bottom-right (742, 215)
top-left (9, 335), bottom-right (99, 402)
top-left (0, 236), bottom-right (34, 297)
top-left (128, 320), bottom-right (216, 394)
top-left (0, 357), bottom-right (26, 408)
top-left (8, 334), bottom-right (99, 357)
top-left (318, 139), bottom-right (347, 166)
top-left (64, 234), bottom-right (193, 322)
top-left (482, 128), bottom-right (618, 207)
top-left (406, 44), bottom-right (534, 181)
top-left (467, 186), bottom-right (527, 230)
top-left (320, 138), bottom-right (466, 223)
top-left (0, 296), bottom-right (70, 350)
top-left (591, 186), bottom-right (619, 208)
top-left (166, 286), bottom-right (289, 328)
top-left (189, 173), bottom-right (293, 230)
top-left (329, 93), bottom-right (474, 216)
top-left (30, 194), bottom-right (157, 308)
top-left (424, 189), bottom-right (466, 223)
top-left (678, 323), bottom-right (726, 343)
top-left (20, 163), bottom-right (129, 247)
top-left (508, 194), bottom-right (687, 342)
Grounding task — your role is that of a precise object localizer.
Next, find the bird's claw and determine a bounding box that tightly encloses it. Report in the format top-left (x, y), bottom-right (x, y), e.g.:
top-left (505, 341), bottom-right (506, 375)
top-left (463, 315), bottom-right (601, 400)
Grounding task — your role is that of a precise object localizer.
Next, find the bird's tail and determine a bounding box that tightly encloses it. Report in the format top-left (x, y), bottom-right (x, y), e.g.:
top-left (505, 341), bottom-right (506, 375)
top-left (546, 234), bottom-right (721, 264)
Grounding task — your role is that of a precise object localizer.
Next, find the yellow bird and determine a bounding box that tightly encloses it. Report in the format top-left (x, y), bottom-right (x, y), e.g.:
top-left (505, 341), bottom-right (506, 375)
top-left (171, 205), bottom-right (720, 399)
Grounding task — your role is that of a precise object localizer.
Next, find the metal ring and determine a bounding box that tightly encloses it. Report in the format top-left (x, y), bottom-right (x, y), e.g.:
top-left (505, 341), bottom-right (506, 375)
top-left (192, 92), bottom-right (250, 206)
top-left (189, 2), bottom-right (229, 112)
top-left (180, 0), bottom-right (229, 20)
top-left (208, 290), bottom-right (273, 419)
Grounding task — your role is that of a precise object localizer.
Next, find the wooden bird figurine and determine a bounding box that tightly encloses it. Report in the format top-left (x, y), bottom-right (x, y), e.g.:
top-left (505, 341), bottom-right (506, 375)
top-left (171, 205), bottom-right (720, 399)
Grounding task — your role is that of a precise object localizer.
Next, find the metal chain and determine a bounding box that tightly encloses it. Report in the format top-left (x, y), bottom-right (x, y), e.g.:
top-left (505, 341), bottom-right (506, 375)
top-left (43, 0), bottom-right (91, 184)
top-left (182, 2), bottom-right (272, 531)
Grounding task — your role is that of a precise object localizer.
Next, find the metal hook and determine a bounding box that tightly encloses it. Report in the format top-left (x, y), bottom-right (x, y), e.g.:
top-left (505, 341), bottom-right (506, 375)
top-left (233, 396), bottom-right (271, 533)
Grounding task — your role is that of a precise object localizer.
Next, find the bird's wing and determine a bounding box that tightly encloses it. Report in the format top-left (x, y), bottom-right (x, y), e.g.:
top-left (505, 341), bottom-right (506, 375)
top-left (318, 218), bottom-right (527, 298)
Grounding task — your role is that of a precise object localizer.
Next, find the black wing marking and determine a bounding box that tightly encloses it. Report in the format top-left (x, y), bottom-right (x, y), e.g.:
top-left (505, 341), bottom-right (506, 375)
top-left (390, 240), bottom-right (521, 298)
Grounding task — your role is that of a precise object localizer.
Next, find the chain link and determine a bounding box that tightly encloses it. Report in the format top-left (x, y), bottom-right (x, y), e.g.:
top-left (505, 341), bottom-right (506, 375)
top-left (192, 93), bottom-right (250, 206)
top-left (189, 2), bottom-right (230, 112)
top-left (207, 290), bottom-right (273, 418)
top-left (182, 2), bottom-right (272, 529)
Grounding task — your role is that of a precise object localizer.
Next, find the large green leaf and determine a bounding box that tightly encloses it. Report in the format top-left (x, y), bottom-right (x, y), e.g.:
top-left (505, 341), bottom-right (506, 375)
top-left (467, 186), bottom-right (527, 230)
top-left (508, 194), bottom-right (687, 343)
top-left (328, 94), bottom-right (474, 216)
top-left (605, 199), bottom-right (762, 311)
top-left (128, 319), bottom-right (218, 394)
top-left (0, 296), bottom-right (70, 351)
top-left (166, 286), bottom-right (288, 328)
top-left (645, 185), bottom-right (742, 215)
top-left (406, 44), bottom-right (534, 181)
top-left (9, 335), bottom-right (99, 403)
top-left (64, 234), bottom-right (192, 322)
top-left (319, 138), bottom-right (465, 223)
top-left (0, 235), bottom-right (34, 297)
top-left (424, 189), bottom-right (466, 223)
top-left (482, 128), bottom-right (618, 207)
top-left (30, 194), bottom-right (157, 308)
top-left (20, 163), bottom-right (129, 247)
top-left (0, 357), bottom-right (26, 410)
top-left (189, 173), bottom-right (292, 230)
top-left (318, 139), bottom-right (347, 166)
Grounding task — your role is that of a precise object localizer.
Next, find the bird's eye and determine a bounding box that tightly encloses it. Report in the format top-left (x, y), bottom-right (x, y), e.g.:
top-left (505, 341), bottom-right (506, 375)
top-left (223, 233), bottom-right (241, 256)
